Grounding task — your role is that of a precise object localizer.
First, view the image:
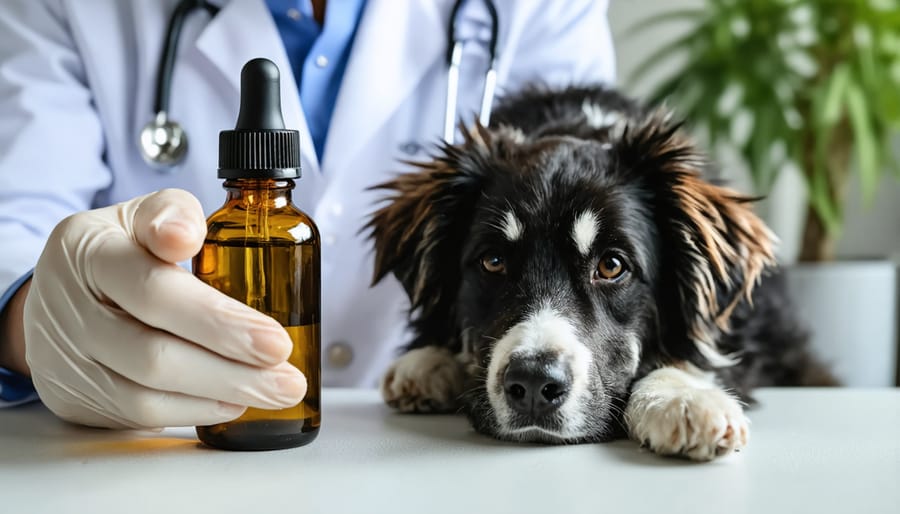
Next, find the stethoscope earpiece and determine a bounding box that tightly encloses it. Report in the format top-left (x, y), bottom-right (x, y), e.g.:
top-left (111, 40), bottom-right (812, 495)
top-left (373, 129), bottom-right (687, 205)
top-left (139, 111), bottom-right (188, 170)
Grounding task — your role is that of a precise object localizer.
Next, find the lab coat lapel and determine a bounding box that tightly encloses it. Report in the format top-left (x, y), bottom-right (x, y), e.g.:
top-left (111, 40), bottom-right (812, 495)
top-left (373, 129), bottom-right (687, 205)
top-left (193, 0), bottom-right (323, 190)
top-left (322, 1), bottom-right (447, 175)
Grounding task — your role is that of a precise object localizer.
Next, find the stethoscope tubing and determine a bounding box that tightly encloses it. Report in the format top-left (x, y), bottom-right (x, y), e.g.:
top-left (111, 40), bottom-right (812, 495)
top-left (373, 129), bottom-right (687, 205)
top-left (444, 0), bottom-right (499, 143)
top-left (143, 0), bottom-right (499, 168)
top-left (154, 0), bottom-right (219, 116)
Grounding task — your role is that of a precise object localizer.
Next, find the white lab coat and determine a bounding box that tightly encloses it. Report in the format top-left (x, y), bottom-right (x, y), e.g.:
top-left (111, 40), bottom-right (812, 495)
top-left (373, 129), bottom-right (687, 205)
top-left (0, 0), bottom-right (615, 387)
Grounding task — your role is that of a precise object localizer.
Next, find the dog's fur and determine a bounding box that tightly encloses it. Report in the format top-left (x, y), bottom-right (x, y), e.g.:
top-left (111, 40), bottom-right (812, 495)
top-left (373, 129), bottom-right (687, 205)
top-left (367, 86), bottom-right (836, 460)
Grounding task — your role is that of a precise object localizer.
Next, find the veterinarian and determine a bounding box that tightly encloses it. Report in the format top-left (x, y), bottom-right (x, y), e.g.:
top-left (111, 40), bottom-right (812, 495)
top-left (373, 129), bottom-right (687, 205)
top-left (0, 0), bottom-right (615, 428)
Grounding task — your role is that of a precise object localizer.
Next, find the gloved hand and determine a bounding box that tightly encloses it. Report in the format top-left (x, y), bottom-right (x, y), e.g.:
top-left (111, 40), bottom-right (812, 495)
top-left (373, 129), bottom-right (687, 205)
top-left (23, 189), bottom-right (307, 429)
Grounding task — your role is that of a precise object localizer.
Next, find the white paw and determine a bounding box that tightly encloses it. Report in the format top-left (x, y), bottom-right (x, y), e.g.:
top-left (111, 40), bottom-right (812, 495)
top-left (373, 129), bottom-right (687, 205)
top-left (626, 387), bottom-right (749, 461)
top-left (381, 347), bottom-right (465, 413)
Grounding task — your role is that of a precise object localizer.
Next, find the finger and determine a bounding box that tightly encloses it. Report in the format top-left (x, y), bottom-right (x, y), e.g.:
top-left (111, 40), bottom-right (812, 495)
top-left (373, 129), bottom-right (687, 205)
top-left (89, 236), bottom-right (293, 367)
top-left (90, 316), bottom-right (307, 411)
top-left (111, 384), bottom-right (249, 429)
top-left (32, 370), bottom-right (248, 429)
top-left (122, 390), bottom-right (247, 429)
top-left (130, 189), bottom-right (207, 264)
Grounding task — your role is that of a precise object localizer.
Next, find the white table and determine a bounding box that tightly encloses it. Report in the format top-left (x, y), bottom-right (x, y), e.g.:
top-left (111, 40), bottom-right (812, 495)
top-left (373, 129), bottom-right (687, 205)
top-left (1, 388), bottom-right (898, 514)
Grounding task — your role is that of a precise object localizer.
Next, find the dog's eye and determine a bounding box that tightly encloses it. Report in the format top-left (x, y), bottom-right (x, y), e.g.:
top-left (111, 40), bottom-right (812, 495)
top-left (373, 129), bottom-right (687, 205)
top-left (594, 254), bottom-right (627, 282)
top-left (480, 254), bottom-right (506, 274)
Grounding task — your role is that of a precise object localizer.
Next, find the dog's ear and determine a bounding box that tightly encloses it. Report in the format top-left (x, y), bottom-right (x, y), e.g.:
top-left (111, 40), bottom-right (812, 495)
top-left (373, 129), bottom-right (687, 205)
top-left (366, 124), bottom-right (492, 326)
top-left (615, 112), bottom-right (777, 366)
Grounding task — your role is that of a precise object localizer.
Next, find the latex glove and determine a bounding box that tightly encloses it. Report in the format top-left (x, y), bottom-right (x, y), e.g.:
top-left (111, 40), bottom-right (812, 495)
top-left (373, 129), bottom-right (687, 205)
top-left (23, 189), bottom-right (307, 429)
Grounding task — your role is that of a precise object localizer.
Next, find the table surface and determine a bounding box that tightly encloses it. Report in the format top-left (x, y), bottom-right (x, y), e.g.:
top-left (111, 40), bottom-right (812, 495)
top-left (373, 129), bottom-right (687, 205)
top-left (1, 388), bottom-right (898, 514)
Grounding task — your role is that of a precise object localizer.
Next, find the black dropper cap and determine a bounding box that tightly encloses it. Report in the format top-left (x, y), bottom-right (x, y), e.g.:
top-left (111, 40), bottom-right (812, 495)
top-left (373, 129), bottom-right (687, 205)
top-left (218, 58), bottom-right (301, 179)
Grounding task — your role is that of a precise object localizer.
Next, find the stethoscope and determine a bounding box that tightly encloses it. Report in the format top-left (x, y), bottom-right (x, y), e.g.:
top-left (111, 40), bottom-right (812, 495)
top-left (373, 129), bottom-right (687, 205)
top-left (139, 0), bottom-right (219, 170)
top-left (139, 0), bottom-right (498, 170)
top-left (443, 0), bottom-right (498, 143)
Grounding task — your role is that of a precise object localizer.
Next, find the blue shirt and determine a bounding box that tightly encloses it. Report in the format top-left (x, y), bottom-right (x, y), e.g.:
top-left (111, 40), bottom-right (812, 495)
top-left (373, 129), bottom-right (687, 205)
top-left (266, 0), bottom-right (367, 159)
top-left (0, 0), bottom-right (366, 406)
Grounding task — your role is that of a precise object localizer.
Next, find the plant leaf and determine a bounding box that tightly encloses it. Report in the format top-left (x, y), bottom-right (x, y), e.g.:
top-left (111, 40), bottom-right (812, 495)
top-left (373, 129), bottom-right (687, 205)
top-left (821, 63), bottom-right (850, 128)
top-left (845, 79), bottom-right (882, 204)
top-left (854, 24), bottom-right (881, 93)
top-left (808, 95), bottom-right (842, 235)
top-left (627, 30), bottom-right (704, 87)
top-left (623, 9), bottom-right (706, 38)
top-left (644, 72), bottom-right (688, 109)
top-left (809, 140), bottom-right (843, 235)
top-left (747, 106), bottom-right (775, 192)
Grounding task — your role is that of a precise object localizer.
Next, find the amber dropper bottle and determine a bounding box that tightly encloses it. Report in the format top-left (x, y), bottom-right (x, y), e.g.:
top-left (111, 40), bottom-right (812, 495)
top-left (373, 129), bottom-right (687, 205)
top-left (193, 58), bottom-right (321, 450)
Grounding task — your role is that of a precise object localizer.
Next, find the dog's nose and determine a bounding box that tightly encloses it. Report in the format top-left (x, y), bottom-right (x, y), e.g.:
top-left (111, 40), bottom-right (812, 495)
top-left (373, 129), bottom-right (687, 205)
top-left (503, 357), bottom-right (571, 417)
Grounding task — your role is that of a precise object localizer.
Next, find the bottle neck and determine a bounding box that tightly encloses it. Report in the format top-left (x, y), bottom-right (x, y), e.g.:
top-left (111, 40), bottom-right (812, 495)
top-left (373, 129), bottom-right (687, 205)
top-left (223, 179), bottom-right (295, 208)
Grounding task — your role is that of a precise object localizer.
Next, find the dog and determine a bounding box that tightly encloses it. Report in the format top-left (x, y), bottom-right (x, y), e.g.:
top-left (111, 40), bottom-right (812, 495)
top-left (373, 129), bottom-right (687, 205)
top-left (366, 86), bottom-right (836, 461)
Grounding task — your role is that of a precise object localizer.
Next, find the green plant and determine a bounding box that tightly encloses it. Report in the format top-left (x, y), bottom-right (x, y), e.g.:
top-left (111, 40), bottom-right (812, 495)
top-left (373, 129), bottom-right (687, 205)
top-left (630, 0), bottom-right (900, 261)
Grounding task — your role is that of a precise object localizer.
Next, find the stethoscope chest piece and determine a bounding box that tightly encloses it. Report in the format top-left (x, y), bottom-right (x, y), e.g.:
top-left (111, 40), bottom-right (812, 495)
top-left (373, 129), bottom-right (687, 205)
top-left (140, 0), bottom-right (218, 171)
top-left (139, 111), bottom-right (188, 170)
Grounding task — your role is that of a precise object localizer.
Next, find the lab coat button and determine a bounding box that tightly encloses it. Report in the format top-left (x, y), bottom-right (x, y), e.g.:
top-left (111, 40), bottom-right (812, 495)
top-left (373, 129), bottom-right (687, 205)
top-left (399, 141), bottom-right (422, 155)
top-left (331, 203), bottom-right (343, 216)
top-left (315, 55), bottom-right (329, 68)
top-left (327, 341), bottom-right (353, 369)
top-left (287, 8), bottom-right (301, 21)
top-left (323, 234), bottom-right (336, 245)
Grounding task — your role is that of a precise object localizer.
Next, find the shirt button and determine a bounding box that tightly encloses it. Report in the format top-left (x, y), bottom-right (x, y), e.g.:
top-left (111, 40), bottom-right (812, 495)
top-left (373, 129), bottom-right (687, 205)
top-left (330, 203), bottom-right (343, 216)
top-left (315, 55), bottom-right (329, 68)
top-left (323, 234), bottom-right (336, 245)
top-left (327, 341), bottom-right (354, 369)
top-left (286, 8), bottom-right (301, 21)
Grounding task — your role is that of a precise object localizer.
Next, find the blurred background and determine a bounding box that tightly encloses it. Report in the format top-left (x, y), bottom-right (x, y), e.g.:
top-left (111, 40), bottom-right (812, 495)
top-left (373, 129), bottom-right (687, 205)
top-left (608, 0), bottom-right (899, 386)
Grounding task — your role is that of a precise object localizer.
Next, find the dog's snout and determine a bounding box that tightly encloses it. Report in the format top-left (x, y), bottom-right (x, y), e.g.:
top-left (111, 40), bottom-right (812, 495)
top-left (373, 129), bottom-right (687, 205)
top-left (503, 357), bottom-right (571, 417)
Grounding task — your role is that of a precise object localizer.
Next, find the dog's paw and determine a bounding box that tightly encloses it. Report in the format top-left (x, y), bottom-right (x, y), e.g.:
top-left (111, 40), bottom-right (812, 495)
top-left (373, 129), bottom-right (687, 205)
top-left (380, 347), bottom-right (465, 413)
top-left (626, 386), bottom-right (749, 461)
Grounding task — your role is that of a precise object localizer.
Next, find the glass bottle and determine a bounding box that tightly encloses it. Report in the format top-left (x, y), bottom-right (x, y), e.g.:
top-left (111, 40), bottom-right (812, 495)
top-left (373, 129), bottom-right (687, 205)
top-left (192, 58), bottom-right (320, 450)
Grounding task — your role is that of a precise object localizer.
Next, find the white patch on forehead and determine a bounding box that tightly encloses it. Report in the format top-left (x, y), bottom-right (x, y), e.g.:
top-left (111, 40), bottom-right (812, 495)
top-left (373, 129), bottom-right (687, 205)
top-left (501, 210), bottom-right (523, 241)
top-left (571, 210), bottom-right (599, 256)
top-left (581, 100), bottom-right (622, 129)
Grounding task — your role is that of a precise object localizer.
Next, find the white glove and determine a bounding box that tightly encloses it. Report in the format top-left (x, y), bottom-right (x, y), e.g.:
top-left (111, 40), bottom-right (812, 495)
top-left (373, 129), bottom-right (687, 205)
top-left (23, 189), bottom-right (307, 429)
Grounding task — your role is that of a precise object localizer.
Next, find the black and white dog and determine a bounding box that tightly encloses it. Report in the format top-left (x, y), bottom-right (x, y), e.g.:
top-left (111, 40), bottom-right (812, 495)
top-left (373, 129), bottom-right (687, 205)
top-left (367, 86), bottom-right (835, 460)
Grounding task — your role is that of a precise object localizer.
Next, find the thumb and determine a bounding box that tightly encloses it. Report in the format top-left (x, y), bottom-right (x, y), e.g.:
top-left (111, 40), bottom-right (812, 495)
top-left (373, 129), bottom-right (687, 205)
top-left (129, 189), bottom-right (207, 264)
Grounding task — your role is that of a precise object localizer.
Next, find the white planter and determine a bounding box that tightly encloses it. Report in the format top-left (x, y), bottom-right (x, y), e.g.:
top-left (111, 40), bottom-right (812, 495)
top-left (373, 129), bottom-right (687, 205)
top-left (784, 261), bottom-right (898, 386)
